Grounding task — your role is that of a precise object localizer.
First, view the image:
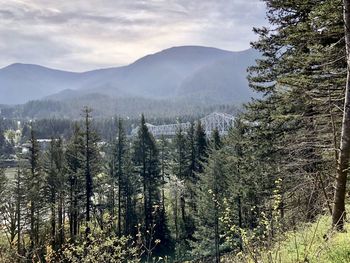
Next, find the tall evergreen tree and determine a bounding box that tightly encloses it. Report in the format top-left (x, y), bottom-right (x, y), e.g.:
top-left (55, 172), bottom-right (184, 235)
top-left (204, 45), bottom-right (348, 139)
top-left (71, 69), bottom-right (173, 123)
top-left (192, 139), bottom-right (227, 262)
top-left (26, 126), bottom-right (44, 259)
top-left (65, 123), bottom-right (85, 240)
top-left (247, 0), bottom-right (345, 226)
top-left (14, 166), bottom-right (25, 261)
top-left (133, 114), bottom-right (170, 254)
top-left (116, 118), bottom-right (127, 236)
top-left (186, 122), bottom-right (197, 210)
top-left (333, 0), bottom-right (350, 230)
top-left (194, 121), bottom-right (207, 174)
top-left (133, 115), bottom-right (159, 232)
top-left (159, 135), bottom-right (170, 213)
top-left (44, 138), bottom-right (65, 249)
top-left (172, 127), bottom-right (189, 256)
top-left (13, 166), bottom-right (25, 261)
top-left (81, 107), bottom-right (101, 237)
top-left (108, 118), bottom-right (129, 236)
top-left (123, 148), bottom-right (139, 237)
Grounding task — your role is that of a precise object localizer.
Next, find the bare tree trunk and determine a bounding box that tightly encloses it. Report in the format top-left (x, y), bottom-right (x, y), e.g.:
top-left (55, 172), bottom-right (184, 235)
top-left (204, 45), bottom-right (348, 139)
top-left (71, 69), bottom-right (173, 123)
top-left (16, 169), bottom-right (21, 261)
top-left (50, 201), bottom-right (56, 248)
top-left (180, 194), bottom-right (186, 223)
top-left (214, 202), bottom-right (220, 263)
top-left (174, 188), bottom-right (179, 244)
top-left (332, 0), bottom-right (350, 230)
top-left (118, 175), bottom-right (121, 237)
top-left (58, 194), bottom-right (64, 247)
top-left (84, 107), bottom-right (93, 237)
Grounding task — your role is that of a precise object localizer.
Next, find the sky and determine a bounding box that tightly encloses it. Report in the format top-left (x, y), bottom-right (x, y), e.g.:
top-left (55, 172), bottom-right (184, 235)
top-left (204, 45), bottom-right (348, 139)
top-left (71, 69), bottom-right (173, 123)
top-left (0, 0), bottom-right (268, 72)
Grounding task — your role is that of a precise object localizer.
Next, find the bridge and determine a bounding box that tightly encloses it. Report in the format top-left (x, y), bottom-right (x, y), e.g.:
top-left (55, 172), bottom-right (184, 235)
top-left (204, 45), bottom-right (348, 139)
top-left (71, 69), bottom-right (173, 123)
top-left (131, 112), bottom-right (235, 137)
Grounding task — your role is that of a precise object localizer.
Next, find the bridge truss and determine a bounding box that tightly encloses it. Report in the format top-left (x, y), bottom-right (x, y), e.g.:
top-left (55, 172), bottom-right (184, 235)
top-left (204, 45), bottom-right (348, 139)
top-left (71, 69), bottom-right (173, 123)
top-left (131, 112), bottom-right (235, 137)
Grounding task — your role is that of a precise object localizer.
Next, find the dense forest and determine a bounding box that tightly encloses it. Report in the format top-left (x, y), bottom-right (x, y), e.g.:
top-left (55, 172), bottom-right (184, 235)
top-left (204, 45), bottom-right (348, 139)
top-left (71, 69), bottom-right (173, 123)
top-left (0, 97), bottom-right (240, 119)
top-left (2, 0), bottom-right (350, 262)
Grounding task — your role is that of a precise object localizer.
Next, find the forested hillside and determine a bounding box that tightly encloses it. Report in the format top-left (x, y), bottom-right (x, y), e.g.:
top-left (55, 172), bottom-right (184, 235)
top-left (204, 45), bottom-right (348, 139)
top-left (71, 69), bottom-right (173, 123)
top-left (1, 0), bottom-right (350, 263)
top-left (0, 46), bottom-right (257, 119)
top-left (0, 47), bottom-right (257, 106)
top-left (0, 97), bottom-right (239, 119)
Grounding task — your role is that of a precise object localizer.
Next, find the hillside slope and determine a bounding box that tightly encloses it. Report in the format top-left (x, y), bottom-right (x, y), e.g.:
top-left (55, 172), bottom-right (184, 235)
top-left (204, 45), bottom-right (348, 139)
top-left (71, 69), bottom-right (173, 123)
top-left (0, 46), bottom-right (259, 106)
top-left (0, 63), bottom-right (80, 104)
top-left (217, 214), bottom-right (350, 263)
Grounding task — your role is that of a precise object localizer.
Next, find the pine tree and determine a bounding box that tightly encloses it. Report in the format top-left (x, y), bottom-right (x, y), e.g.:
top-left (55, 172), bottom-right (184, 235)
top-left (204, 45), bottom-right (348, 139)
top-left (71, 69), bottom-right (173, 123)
top-left (159, 135), bottom-right (170, 214)
top-left (173, 127), bottom-right (187, 221)
top-left (56, 138), bottom-right (65, 247)
top-left (332, 0), bottom-right (350, 230)
top-left (210, 128), bottom-right (221, 150)
top-left (108, 118), bottom-right (129, 236)
top-left (172, 127), bottom-right (189, 256)
top-left (65, 123), bottom-right (85, 240)
top-left (224, 118), bottom-right (260, 238)
top-left (133, 115), bottom-right (158, 232)
top-left (194, 121), bottom-right (207, 174)
top-left (14, 167), bottom-right (25, 261)
top-left (157, 135), bottom-right (174, 253)
top-left (186, 122), bottom-right (197, 210)
top-left (107, 125), bottom-right (117, 230)
top-left (192, 144), bottom-right (227, 262)
top-left (133, 114), bottom-right (170, 255)
top-left (116, 118), bottom-right (127, 236)
top-left (247, 0), bottom-right (345, 226)
top-left (25, 126), bottom-right (44, 259)
top-left (123, 147), bottom-right (139, 237)
top-left (44, 138), bottom-right (65, 249)
top-left (82, 107), bottom-right (100, 237)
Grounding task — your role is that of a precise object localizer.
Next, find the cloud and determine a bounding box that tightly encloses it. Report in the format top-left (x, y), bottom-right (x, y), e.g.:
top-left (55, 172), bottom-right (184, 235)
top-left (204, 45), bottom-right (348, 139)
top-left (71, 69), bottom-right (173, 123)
top-left (0, 0), bottom-right (267, 71)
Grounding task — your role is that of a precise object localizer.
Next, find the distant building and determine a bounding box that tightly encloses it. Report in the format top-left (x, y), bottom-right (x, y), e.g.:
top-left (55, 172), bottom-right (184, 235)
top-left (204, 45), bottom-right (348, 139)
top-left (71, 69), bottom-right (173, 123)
top-left (21, 143), bottom-right (31, 155)
top-left (21, 139), bottom-right (53, 154)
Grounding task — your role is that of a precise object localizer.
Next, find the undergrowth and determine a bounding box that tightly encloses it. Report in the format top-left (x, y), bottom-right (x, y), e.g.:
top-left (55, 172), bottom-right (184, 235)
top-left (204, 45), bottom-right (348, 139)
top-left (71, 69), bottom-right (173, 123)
top-left (221, 213), bottom-right (350, 263)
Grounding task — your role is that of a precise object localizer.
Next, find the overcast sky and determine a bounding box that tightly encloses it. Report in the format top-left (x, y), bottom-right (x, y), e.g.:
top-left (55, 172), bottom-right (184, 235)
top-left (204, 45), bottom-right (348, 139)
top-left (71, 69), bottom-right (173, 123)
top-left (0, 0), bottom-right (267, 72)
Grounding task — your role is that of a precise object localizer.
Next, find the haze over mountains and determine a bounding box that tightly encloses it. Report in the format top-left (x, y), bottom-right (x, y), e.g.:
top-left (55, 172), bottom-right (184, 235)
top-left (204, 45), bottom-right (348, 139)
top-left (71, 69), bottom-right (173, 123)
top-left (0, 46), bottom-right (259, 118)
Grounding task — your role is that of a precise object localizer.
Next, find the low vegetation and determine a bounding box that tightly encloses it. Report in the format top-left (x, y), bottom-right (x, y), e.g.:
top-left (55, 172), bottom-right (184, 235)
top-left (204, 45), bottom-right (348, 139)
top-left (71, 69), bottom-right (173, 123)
top-left (220, 211), bottom-right (350, 263)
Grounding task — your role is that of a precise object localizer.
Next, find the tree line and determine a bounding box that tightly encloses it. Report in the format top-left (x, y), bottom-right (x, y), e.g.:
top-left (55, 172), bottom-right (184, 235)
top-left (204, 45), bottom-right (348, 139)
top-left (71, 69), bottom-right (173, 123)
top-left (0, 107), bottom-right (224, 262)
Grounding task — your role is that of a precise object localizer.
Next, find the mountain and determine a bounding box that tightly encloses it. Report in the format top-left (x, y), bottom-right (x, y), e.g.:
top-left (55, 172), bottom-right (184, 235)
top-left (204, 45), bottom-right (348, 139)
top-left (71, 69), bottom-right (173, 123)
top-left (0, 63), bottom-right (80, 104)
top-left (0, 46), bottom-right (260, 117)
top-left (177, 49), bottom-right (258, 104)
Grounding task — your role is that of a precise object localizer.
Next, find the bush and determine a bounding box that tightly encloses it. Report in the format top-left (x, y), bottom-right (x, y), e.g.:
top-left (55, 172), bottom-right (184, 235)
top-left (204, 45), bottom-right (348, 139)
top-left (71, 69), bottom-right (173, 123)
top-left (49, 229), bottom-right (141, 263)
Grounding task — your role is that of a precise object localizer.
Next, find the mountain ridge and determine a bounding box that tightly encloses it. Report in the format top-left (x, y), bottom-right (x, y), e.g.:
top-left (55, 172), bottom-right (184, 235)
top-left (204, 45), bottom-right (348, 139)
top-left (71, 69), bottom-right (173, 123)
top-left (0, 45), bottom-right (259, 108)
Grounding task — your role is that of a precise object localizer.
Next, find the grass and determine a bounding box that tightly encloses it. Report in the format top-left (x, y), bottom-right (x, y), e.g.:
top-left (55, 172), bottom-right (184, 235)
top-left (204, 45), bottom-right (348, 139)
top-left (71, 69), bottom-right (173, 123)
top-left (221, 213), bottom-right (350, 263)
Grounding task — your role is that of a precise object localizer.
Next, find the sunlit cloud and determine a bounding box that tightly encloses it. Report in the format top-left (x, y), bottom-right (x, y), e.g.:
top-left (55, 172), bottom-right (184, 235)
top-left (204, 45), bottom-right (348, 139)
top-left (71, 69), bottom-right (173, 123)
top-left (0, 0), bottom-right (267, 71)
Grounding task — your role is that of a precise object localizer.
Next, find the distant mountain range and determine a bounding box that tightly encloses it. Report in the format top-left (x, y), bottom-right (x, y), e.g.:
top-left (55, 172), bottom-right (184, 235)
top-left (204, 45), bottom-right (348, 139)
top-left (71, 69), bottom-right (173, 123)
top-left (0, 46), bottom-right (259, 118)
